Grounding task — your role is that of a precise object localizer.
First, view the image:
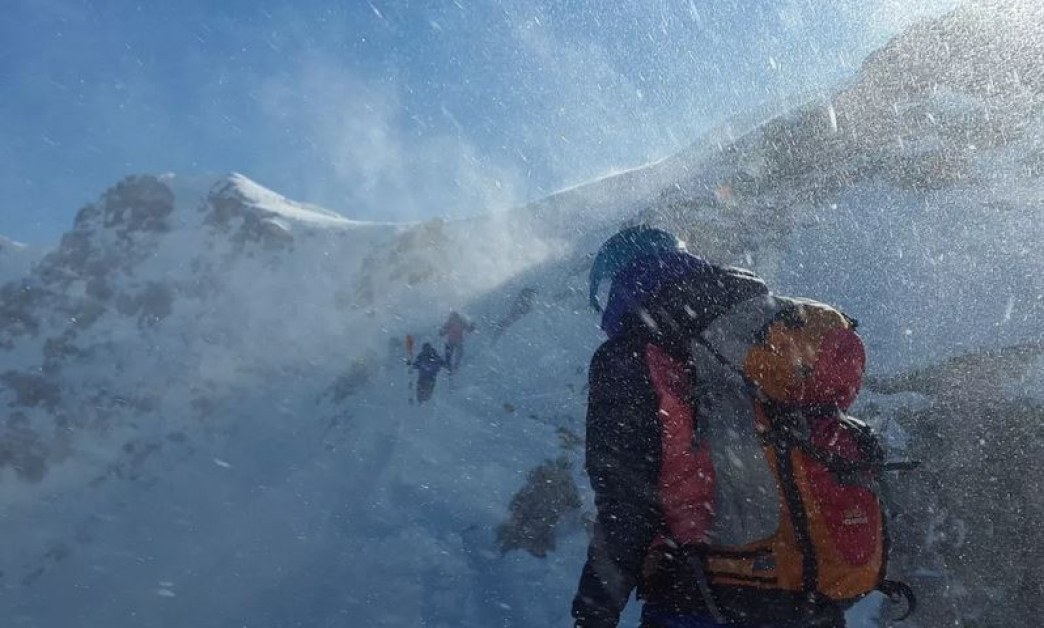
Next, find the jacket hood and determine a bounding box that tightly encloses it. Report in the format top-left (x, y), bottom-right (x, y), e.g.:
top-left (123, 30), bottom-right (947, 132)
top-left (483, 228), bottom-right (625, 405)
top-left (601, 252), bottom-right (768, 342)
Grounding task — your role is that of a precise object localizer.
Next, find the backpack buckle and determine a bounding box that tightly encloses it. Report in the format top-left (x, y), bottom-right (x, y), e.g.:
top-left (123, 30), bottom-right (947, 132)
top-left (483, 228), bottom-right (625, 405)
top-left (879, 579), bottom-right (917, 620)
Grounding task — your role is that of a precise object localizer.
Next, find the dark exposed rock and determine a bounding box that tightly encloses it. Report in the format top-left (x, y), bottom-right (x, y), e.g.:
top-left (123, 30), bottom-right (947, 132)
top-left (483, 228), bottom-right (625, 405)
top-left (865, 341), bottom-right (1044, 401)
top-left (108, 282), bottom-right (175, 327)
top-left (1020, 149), bottom-right (1044, 177)
top-left (191, 396), bottom-right (216, 422)
top-left (71, 300), bottom-right (107, 331)
top-left (890, 395), bottom-right (1043, 627)
top-left (166, 431), bottom-right (187, 443)
top-left (555, 427), bottom-right (583, 452)
top-left (96, 175), bottom-right (175, 237)
top-left (1, 371), bottom-right (61, 410)
top-left (204, 179), bottom-right (295, 251)
top-left (117, 439), bottom-right (163, 481)
top-left (0, 413), bottom-right (50, 482)
top-left (37, 175), bottom-right (176, 293)
top-left (137, 282), bottom-right (173, 327)
top-left (497, 457), bottom-right (582, 557)
top-left (492, 287), bottom-right (537, 340)
top-left (85, 277), bottom-right (114, 301)
top-left (327, 352), bottom-right (377, 403)
top-left (0, 280), bottom-right (42, 346)
top-left (40, 230), bottom-right (92, 283)
top-left (640, 190), bottom-right (793, 267)
top-left (42, 334), bottom-right (85, 374)
top-left (878, 146), bottom-right (972, 191)
top-left (877, 342), bottom-right (1044, 626)
top-left (353, 219), bottom-right (449, 308)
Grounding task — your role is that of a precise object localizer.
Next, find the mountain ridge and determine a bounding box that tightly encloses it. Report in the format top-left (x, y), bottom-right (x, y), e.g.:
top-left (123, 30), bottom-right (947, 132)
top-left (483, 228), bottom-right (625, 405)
top-left (2, 3), bottom-right (1042, 625)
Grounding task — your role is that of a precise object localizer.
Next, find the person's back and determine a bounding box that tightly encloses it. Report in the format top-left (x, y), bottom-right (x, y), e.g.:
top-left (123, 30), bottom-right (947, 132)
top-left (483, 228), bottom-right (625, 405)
top-left (440, 311), bottom-right (468, 344)
top-left (440, 311), bottom-right (474, 370)
top-left (576, 227), bottom-right (774, 627)
top-left (414, 344), bottom-right (444, 374)
top-left (413, 343), bottom-right (446, 403)
top-left (572, 226), bottom-right (894, 628)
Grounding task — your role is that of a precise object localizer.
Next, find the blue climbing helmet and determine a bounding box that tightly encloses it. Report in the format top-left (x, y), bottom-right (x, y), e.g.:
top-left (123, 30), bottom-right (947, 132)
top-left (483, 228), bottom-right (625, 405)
top-left (588, 225), bottom-right (686, 312)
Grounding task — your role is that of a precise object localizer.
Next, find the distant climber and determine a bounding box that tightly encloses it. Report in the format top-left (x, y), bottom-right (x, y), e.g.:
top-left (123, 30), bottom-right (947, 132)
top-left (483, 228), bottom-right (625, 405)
top-left (492, 287), bottom-right (537, 342)
top-left (412, 342), bottom-right (448, 404)
top-left (440, 311), bottom-right (475, 371)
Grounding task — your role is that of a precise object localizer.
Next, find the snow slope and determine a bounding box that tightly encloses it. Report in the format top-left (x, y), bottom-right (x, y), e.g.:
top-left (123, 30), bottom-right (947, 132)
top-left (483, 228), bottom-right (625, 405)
top-left (2, 2), bottom-right (1043, 626)
top-left (0, 170), bottom-right (595, 627)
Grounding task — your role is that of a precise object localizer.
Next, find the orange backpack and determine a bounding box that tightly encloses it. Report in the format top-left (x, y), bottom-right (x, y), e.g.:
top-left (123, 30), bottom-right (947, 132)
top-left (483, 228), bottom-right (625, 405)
top-left (656, 296), bottom-right (913, 619)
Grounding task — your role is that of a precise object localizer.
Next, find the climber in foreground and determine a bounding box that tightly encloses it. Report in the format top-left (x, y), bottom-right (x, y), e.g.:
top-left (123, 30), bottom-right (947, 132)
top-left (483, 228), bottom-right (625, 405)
top-left (573, 226), bottom-right (909, 627)
top-left (412, 342), bottom-right (448, 404)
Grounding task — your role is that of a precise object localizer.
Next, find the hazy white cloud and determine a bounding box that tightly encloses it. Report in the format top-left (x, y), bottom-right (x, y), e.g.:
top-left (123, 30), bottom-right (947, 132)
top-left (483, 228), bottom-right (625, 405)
top-left (259, 57), bottom-right (524, 221)
top-left (508, 17), bottom-right (682, 188)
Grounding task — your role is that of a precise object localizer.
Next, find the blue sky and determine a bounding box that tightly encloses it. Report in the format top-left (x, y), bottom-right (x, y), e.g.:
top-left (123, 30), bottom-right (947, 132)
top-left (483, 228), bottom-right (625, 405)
top-left (1, 0), bottom-right (957, 244)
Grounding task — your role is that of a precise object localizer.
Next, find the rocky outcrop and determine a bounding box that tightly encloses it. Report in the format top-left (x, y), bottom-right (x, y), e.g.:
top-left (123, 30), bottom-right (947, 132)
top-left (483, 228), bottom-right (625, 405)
top-left (0, 235), bottom-right (39, 287)
top-left (866, 341), bottom-right (1044, 402)
top-left (93, 175), bottom-right (175, 237)
top-left (491, 287), bottom-right (537, 340)
top-left (353, 218), bottom-right (449, 308)
top-left (203, 179), bottom-right (295, 251)
top-left (0, 413), bottom-right (50, 482)
top-left (1, 371), bottom-right (61, 410)
top-left (326, 352), bottom-right (378, 403)
top-left (876, 343), bottom-right (1044, 626)
top-left (0, 280), bottom-right (42, 347)
top-left (496, 457), bottom-right (582, 558)
top-left (40, 175), bottom-right (175, 285)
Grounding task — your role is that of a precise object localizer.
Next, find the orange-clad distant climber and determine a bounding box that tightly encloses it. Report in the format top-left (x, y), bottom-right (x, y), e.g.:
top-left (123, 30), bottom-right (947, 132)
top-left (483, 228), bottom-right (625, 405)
top-left (439, 311), bottom-right (475, 371)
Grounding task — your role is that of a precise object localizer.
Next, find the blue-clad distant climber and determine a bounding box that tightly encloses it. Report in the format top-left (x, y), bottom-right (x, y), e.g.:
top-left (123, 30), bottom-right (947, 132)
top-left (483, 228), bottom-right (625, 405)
top-left (412, 342), bottom-right (448, 403)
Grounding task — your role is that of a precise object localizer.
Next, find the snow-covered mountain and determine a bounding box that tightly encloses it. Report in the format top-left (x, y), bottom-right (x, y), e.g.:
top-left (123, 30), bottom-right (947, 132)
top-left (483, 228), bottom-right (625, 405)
top-left (2, 2), bottom-right (1042, 626)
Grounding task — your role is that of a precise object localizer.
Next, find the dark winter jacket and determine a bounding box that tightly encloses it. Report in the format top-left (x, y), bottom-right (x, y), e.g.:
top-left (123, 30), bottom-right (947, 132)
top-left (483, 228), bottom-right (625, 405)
top-left (573, 260), bottom-right (844, 627)
top-left (413, 348), bottom-right (447, 378)
top-left (573, 324), bottom-right (665, 627)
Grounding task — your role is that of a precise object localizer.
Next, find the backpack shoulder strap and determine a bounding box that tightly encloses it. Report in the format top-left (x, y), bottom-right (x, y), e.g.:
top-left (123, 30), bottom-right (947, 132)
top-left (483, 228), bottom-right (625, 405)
top-left (699, 294), bottom-right (782, 370)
